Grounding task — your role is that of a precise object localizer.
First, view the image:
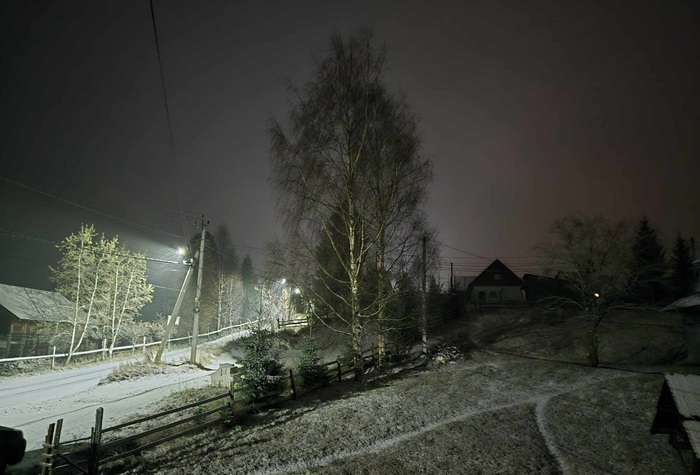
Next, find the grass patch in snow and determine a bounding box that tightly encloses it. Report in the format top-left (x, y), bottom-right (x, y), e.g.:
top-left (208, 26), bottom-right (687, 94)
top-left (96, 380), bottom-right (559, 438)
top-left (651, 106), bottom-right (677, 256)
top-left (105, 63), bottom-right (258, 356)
top-left (99, 360), bottom-right (172, 384)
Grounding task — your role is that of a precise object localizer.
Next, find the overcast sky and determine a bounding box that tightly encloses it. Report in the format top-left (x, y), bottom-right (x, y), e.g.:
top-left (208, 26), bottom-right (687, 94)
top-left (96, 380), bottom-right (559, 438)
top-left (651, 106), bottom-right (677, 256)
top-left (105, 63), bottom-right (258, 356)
top-left (1, 0), bottom-right (698, 297)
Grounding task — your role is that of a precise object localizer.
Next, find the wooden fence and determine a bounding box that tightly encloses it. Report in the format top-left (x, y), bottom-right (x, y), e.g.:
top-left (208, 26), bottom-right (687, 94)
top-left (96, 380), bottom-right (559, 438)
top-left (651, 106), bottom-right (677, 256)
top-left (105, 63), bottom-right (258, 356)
top-left (39, 349), bottom-right (378, 474)
top-left (0, 320), bottom-right (259, 366)
top-left (277, 318), bottom-right (309, 330)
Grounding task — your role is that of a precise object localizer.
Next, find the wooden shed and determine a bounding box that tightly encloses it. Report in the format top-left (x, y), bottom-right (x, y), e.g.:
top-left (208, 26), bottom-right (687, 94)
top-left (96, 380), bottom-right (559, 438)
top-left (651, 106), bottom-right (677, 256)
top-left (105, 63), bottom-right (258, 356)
top-left (651, 373), bottom-right (700, 472)
top-left (0, 283), bottom-right (75, 358)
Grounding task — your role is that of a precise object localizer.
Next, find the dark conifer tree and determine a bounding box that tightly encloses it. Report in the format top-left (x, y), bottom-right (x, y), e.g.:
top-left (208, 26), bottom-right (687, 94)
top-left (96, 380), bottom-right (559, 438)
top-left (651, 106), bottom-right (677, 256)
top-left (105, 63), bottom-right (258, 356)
top-left (628, 217), bottom-right (666, 304)
top-left (670, 233), bottom-right (693, 300)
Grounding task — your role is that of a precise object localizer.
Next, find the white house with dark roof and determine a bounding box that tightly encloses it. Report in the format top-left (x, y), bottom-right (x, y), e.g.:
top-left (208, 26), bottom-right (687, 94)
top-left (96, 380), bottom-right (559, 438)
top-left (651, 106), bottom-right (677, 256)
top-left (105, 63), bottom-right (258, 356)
top-left (467, 259), bottom-right (524, 304)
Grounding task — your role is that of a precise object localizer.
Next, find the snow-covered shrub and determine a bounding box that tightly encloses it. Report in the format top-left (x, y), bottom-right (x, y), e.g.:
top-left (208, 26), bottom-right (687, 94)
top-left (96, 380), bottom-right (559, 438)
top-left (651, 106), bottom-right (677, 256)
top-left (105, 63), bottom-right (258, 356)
top-left (428, 344), bottom-right (461, 365)
top-left (238, 329), bottom-right (286, 400)
top-left (296, 335), bottom-right (329, 389)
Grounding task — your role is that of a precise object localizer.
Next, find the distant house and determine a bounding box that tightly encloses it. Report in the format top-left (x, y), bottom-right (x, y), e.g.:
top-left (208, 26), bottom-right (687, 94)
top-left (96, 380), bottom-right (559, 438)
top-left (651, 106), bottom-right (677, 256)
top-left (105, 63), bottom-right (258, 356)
top-left (468, 259), bottom-right (523, 304)
top-left (0, 283), bottom-right (76, 358)
top-left (521, 272), bottom-right (576, 303)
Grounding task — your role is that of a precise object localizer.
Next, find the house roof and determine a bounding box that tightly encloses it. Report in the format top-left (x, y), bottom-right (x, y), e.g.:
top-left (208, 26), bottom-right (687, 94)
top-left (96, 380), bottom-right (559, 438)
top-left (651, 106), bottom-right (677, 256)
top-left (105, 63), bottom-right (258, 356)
top-left (0, 283), bottom-right (74, 323)
top-left (470, 259), bottom-right (523, 287)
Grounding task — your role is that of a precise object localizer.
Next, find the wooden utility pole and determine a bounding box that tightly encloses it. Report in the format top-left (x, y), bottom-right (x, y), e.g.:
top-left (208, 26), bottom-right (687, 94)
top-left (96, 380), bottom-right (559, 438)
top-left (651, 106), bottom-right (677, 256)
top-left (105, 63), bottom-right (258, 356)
top-left (450, 262), bottom-right (454, 294)
top-left (421, 234), bottom-right (428, 357)
top-left (154, 263), bottom-right (195, 363)
top-left (191, 216), bottom-right (208, 364)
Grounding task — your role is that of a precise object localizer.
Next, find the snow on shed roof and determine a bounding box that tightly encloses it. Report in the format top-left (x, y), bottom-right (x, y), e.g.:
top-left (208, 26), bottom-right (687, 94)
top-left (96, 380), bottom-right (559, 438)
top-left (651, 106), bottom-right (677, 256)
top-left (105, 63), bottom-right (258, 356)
top-left (684, 421), bottom-right (700, 461)
top-left (662, 293), bottom-right (700, 311)
top-left (0, 283), bottom-right (73, 323)
top-left (666, 374), bottom-right (700, 419)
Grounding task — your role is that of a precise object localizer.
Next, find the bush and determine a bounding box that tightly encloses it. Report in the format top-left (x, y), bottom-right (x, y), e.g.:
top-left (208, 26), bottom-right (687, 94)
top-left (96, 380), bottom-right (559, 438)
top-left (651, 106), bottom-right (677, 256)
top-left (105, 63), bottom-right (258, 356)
top-left (296, 335), bottom-right (329, 389)
top-left (238, 329), bottom-right (286, 400)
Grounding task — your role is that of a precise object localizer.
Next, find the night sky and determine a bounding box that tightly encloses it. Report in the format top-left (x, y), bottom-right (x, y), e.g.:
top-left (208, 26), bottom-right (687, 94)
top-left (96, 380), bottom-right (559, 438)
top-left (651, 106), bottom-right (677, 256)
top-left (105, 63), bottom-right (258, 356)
top-left (1, 0), bottom-right (699, 305)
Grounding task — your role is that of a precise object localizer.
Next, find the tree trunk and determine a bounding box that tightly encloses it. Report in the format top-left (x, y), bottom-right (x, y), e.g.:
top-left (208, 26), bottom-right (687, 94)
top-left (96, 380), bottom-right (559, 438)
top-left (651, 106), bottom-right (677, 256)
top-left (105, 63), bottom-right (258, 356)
top-left (352, 320), bottom-right (363, 381)
top-left (376, 240), bottom-right (386, 367)
top-left (586, 325), bottom-right (599, 367)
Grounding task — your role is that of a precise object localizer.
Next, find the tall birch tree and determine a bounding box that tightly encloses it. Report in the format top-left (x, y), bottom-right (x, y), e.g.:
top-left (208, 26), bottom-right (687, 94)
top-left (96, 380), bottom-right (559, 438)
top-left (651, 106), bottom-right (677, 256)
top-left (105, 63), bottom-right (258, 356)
top-left (269, 30), bottom-right (431, 379)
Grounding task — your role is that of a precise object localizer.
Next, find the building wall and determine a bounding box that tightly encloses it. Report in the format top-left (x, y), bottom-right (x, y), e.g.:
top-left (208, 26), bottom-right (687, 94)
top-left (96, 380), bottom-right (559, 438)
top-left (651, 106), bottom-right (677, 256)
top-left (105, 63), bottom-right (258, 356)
top-left (471, 286), bottom-right (523, 303)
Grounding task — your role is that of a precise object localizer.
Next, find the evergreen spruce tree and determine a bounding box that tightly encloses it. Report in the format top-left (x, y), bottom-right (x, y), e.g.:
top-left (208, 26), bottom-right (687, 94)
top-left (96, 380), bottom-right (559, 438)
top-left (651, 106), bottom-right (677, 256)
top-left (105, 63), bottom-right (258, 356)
top-left (629, 217), bottom-right (666, 304)
top-left (296, 335), bottom-right (329, 389)
top-left (670, 233), bottom-right (693, 300)
top-left (238, 329), bottom-right (285, 400)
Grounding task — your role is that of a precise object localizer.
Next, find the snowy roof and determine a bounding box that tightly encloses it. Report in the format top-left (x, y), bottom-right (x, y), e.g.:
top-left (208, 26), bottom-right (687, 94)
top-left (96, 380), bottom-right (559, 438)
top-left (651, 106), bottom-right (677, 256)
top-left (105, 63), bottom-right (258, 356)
top-left (0, 283), bottom-right (74, 323)
top-left (665, 373), bottom-right (700, 419)
top-left (662, 293), bottom-right (700, 311)
top-left (684, 421), bottom-right (700, 461)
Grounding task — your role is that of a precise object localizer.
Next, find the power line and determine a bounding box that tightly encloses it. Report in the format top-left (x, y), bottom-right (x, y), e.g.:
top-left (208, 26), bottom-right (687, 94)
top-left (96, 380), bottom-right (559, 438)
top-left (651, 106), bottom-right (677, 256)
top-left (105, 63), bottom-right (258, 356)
top-left (148, 0), bottom-right (190, 247)
top-left (0, 227), bottom-right (186, 266)
top-left (2, 177), bottom-right (265, 258)
top-left (441, 243), bottom-right (491, 261)
top-left (1, 176), bottom-right (185, 239)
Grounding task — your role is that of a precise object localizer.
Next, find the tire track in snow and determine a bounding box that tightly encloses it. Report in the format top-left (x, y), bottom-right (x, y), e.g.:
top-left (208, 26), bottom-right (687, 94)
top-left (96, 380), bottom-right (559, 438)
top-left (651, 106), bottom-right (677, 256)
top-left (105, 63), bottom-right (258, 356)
top-left (532, 372), bottom-right (638, 475)
top-left (251, 397), bottom-right (542, 475)
top-left (252, 372), bottom-right (637, 475)
top-left (535, 396), bottom-right (568, 475)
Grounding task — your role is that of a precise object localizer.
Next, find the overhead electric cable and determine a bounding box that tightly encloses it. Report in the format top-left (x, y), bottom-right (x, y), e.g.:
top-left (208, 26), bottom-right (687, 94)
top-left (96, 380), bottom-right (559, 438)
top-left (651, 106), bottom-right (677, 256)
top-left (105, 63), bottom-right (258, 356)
top-left (0, 177), bottom-right (184, 239)
top-left (149, 0), bottom-right (190, 248)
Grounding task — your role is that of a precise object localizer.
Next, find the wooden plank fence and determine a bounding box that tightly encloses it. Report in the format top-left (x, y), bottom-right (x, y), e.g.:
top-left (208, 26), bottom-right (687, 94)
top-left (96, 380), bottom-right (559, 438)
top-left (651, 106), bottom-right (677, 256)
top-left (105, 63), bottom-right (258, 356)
top-left (39, 349), bottom-right (378, 474)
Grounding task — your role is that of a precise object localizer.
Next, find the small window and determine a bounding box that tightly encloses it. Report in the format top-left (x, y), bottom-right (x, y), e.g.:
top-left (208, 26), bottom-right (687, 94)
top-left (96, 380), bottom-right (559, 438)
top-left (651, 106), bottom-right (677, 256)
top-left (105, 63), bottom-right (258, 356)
top-left (489, 291), bottom-right (498, 299)
top-left (493, 274), bottom-right (501, 280)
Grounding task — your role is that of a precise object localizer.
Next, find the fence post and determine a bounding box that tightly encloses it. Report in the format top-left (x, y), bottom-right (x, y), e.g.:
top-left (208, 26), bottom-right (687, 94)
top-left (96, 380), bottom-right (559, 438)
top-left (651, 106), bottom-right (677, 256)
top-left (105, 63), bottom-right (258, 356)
top-left (51, 346), bottom-right (56, 370)
top-left (228, 381), bottom-right (235, 409)
top-left (289, 368), bottom-right (297, 400)
top-left (336, 358), bottom-right (342, 382)
top-left (40, 422), bottom-right (56, 475)
top-left (102, 339), bottom-right (107, 361)
top-left (142, 336), bottom-right (147, 354)
top-left (88, 407), bottom-right (103, 475)
top-left (52, 418), bottom-right (63, 472)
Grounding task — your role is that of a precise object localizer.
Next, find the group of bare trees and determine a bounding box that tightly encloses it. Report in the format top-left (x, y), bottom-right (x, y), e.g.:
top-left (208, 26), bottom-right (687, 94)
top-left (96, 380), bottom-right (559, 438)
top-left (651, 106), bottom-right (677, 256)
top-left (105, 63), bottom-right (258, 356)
top-left (48, 224), bottom-right (154, 363)
top-left (541, 214), bottom-right (696, 366)
top-left (269, 30), bottom-right (433, 379)
top-left (173, 224), bottom-right (252, 338)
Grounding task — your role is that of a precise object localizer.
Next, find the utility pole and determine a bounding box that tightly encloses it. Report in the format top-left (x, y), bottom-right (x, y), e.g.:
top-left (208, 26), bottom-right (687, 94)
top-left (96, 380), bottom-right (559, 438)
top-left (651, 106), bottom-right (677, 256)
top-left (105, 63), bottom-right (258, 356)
top-left (154, 261), bottom-right (195, 363)
top-left (450, 262), bottom-right (454, 294)
top-left (421, 234), bottom-right (428, 357)
top-left (191, 215), bottom-right (208, 364)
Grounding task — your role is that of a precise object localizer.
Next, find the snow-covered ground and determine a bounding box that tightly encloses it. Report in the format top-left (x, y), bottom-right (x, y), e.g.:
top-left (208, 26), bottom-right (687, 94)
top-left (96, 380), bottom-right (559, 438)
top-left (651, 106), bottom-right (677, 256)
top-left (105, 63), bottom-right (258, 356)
top-left (114, 350), bottom-right (685, 475)
top-left (0, 332), bottom-right (244, 453)
top-left (3, 313), bottom-right (693, 474)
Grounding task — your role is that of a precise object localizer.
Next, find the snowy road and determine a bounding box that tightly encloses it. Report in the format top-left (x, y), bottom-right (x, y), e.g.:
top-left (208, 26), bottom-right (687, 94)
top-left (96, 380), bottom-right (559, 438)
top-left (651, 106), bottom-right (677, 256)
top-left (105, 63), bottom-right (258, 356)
top-left (0, 332), bottom-right (244, 451)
